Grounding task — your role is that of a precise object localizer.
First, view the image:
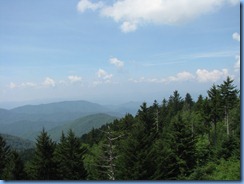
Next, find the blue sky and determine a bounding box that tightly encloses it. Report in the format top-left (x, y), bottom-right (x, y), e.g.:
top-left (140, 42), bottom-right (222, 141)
top-left (0, 0), bottom-right (240, 108)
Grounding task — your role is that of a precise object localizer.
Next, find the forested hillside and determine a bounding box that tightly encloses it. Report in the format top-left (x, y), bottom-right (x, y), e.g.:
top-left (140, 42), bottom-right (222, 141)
top-left (0, 77), bottom-right (240, 180)
top-left (0, 100), bottom-right (138, 141)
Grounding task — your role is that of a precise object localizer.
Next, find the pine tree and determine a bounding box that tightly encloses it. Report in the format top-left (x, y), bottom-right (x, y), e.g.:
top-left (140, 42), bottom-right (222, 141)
top-left (27, 129), bottom-right (57, 180)
top-left (55, 130), bottom-right (87, 180)
top-left (2, 151), bottom-right (26, 180)
top-left (167, 90), bottom-right (183, 118)
top-left (207, 84), bottom-right (222, 146)
top-left (169, 114), bottom-right (196, 178)
top-left (116, 122), bottom-right (149, 180)
top-left (183, 93), bottom-right (194, 111)
top-left (137, 102), bottom-right (154, 133)
top-left (218, 76), bottom-right (239, 136)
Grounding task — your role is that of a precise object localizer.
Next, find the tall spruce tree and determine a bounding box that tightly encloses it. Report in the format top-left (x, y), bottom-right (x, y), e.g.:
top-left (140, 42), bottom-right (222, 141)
top-left (54, 130), bottom-right (87, 180)
top-left (207, 84), bottom-right (222, 146)
top-left (218, 76), bottom-right (239, 136)
top-left (169, 114), bottom-right (196, 178)
top-left (27, 129), bottom-right (57, 180)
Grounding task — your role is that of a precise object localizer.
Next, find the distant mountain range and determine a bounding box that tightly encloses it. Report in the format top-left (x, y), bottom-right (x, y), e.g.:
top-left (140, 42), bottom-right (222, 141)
top-left (0, 100), bottom-right (141, 142)
top-left (0, 133), bottom-right (35, 152)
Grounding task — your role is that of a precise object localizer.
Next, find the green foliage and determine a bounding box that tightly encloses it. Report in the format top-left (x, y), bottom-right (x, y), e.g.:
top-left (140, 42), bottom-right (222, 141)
top-left (1, 151), bottom-right (26, 180)
top-left (0, 135), bottom-right (11, 178)
top-left (0, 136), bottom-right (26, 180)
top-left (26, 129), bottom-right (57, 180)
top-left (189, 157), bottom-right (240, 180)
top-left (54, 130), bottom-right (87, 180)
top-left (48, 113), bottom-right (116, 141)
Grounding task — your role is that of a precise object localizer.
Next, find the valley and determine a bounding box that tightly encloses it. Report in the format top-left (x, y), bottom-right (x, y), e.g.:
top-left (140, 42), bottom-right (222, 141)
top-left (0, 100), bottom-right (140, 141)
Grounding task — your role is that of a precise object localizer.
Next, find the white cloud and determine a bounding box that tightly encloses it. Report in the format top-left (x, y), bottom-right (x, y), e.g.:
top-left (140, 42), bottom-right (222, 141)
top-left (78, 0), bottom-right (239, 32)
top-left (97, 69), bottom-right (113, 80)
top-left (196, 69), bottom-right (229, 83)
top-left (129, 69), bottom-right (231, 84)
top-left (42, 77), bottom-right (56, 87)
top-left (164, 71), bottom-right (195, 83)
top-left (120, 21), bottom-right (137, 33)
top-left (129, 71), bottom-right (194, 84)
top-left (93, 69), bottom-right (113, 86)
top-left (232, 32), bottom-right (240, 42)
top-left (110, 57), bottom-right (124, 68)
top-left (68, 75), bottom-right (82, 83)
top-left (9, 82), bottom-right (17, 89)
top-left (234, 55), bottom-right (240, 72)
top-left (20, 82), bottom-right (37, 88)
top-left (77, 0), bottom-right (104, 13)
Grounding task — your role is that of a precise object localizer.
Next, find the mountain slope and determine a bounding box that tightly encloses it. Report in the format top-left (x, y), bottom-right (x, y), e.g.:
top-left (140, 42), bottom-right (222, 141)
top-left (0, 119), bottom-right (63, 140)
top-left (0, 133), bottom-right (35, 151)
top-left (48, 113), bottom-right (117, 141)
top-left (0, 100), bottom-right (139, 141)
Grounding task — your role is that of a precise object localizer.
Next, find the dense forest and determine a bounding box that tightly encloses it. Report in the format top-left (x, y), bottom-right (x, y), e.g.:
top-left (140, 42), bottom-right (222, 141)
top-left (0, 76), bottom-right (240, 180)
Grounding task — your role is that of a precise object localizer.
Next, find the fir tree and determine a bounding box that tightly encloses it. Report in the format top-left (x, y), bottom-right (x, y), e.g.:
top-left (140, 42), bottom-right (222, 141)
top-left (55, 130), bottom-right (87, 180)
top-left (207, 84), bottom-right (222, 146)
top-left (27, 129), bottom-right (57, 180)
top-left (218, 76), bottom-right (239, 136)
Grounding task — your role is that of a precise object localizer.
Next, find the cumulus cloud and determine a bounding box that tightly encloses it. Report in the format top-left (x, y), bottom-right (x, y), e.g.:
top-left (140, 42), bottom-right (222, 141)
top-left (77, 0), bottom-right (104, 12)
top-left (42, 77), bottom-right (56, 87)
top-left (68, 75), bottom-right (82, 83)
top-left (97, 69), bottom-right (113, 80)
top-left (93, 69), bottom-right (113, 86)
top-left (77, 0), bottom-right (239, 32)
top-left (120, 21), bottom-right (138, 32)
top-left (232, 32), bottom-right (240, 42)
top-left (196, 69), bottom-right (229, 83)
top-left (110, 57), bottom-right (124, 68)
top-left (164, 71), bottom-right (195, 83)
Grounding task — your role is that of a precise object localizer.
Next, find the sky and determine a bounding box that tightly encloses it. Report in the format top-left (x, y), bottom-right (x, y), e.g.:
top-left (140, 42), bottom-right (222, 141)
top-left (0, 0), bottom-right (241, 108)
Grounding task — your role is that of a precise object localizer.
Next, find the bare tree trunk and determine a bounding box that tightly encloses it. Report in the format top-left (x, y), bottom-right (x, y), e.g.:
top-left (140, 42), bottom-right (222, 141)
top-left (99, 126), bottom-right (123, 180)
top-left (155, 108), bottom-right (159, 133)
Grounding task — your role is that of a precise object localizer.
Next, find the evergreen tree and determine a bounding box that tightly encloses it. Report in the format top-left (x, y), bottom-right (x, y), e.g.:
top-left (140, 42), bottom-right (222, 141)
top-left (116, 122), bottom-right (149, 180)
top-left (169, 114), bottom-right (196, 178)
top-left (137, 102), bottom-right (154, 133)
top-left (0, 135), bottom-right (11, 178)
top-left (207, 84), bottom-right (222, 146)
top-left (55, 130), bottom-right (87, 180)
top-left (26, 129), bottom-right (57, 180)
top-left (2, 151), bottom-right (26, 180)
top-left (218, 76), bottom-right (239, 136)
top-left (183, 93), bottom-right (194, 111)
top-left (167, 90), bottom-right (183, 118)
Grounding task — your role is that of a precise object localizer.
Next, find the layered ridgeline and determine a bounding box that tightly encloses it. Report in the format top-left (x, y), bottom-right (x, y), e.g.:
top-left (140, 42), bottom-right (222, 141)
top-left (0, 133), bottom-right (35, 152)
top-left (0, 100), bottom-right (140, 141)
